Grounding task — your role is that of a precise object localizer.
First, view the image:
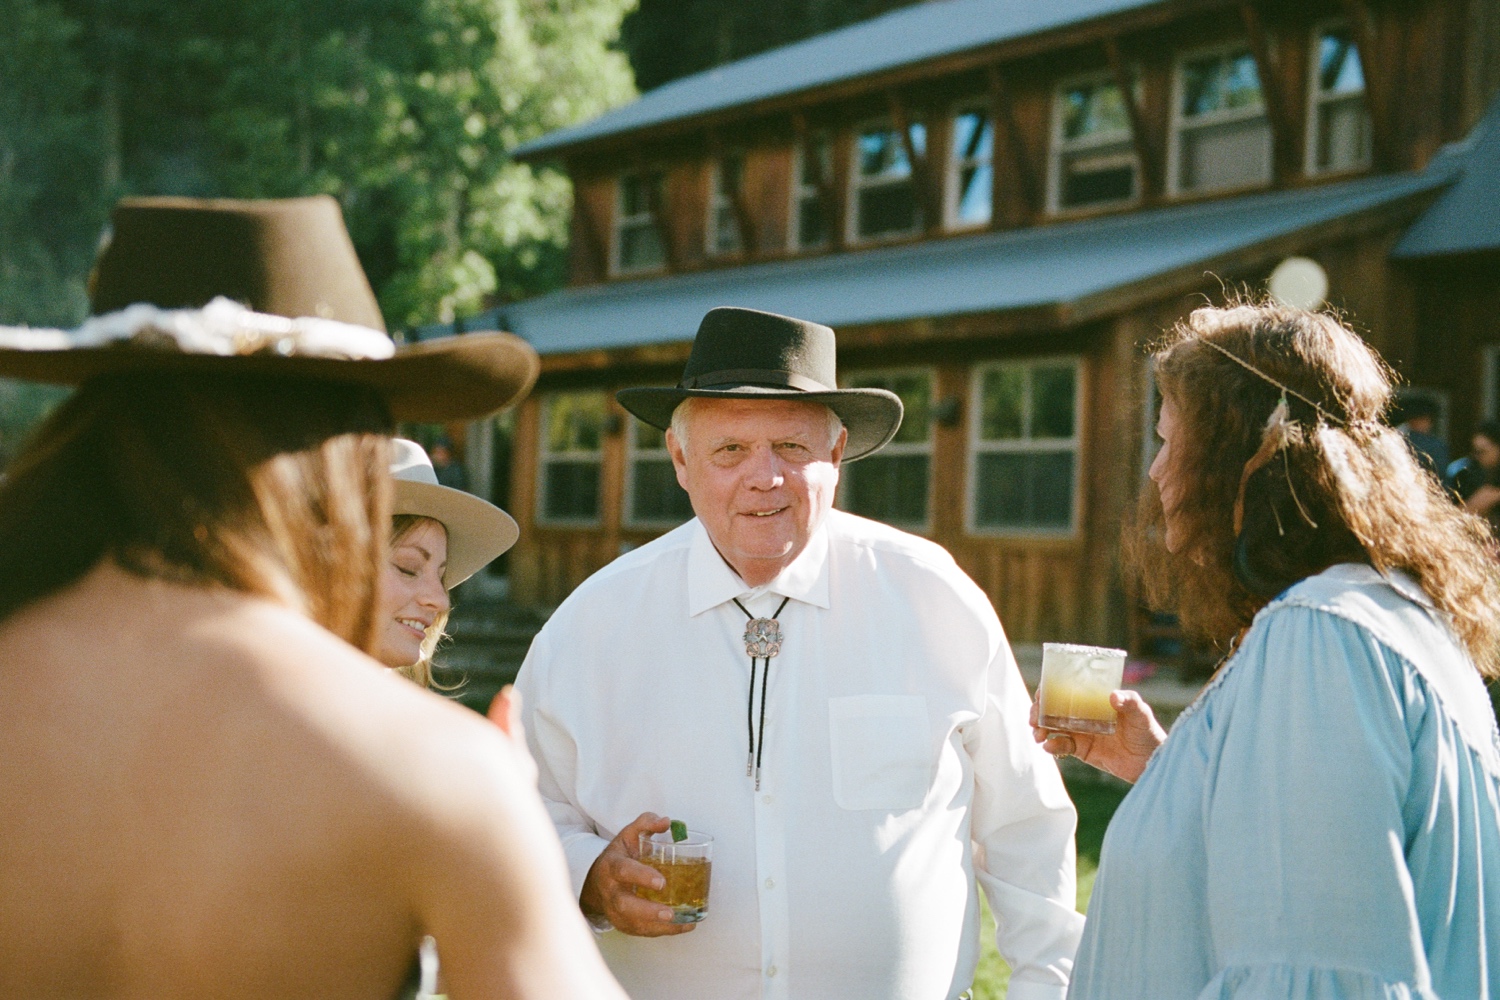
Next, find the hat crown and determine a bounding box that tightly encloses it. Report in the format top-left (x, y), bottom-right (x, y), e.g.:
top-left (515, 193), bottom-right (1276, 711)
top-left (390, 438), bottom-right (441, 487)
top-left (679, 307), bottom-right (837, 391)
top-left (91, 195), bottom-right (386, 332)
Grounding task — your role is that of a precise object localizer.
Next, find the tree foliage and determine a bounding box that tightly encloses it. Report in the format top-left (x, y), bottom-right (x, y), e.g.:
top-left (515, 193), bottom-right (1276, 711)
top-left (0, 0), bottom-right (637, 329)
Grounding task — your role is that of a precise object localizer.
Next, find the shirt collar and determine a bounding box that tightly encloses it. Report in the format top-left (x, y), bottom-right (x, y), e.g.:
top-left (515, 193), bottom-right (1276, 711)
top-left (686, 516), bottom-right (833, 617)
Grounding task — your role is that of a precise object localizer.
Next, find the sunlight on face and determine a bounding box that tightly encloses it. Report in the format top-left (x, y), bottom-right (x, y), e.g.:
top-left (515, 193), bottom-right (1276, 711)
top-left (373, 517), bottom-right (450, 668)
top-left (667, 398), bottom-right (846, 587)
top-left (1148, 396), bottom-right (1188, 553)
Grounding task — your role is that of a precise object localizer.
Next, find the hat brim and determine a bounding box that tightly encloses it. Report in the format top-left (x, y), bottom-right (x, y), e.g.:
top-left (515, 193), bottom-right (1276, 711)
top-left (393, 479), bottom-right (519, 586)
top-left (0, 330), bottom-right (539, 424)
top-left (615, 385), bottom-right (902, 461)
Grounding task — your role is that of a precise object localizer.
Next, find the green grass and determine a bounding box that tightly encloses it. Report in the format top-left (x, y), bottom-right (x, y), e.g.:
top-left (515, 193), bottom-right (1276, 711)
top-left (971, 770), bottom-right (1129, 999)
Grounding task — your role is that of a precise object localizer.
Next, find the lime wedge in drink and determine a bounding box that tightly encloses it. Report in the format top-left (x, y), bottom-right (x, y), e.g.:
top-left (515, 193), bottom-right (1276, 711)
top-left (670, 819), bottom-right (688, 842)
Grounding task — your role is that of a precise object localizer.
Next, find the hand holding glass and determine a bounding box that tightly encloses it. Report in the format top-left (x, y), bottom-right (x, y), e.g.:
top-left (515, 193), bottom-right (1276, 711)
top-left (1037, 642), bottom-right (1127, 735)
top-left (635, 830), bottom-right (713, 923)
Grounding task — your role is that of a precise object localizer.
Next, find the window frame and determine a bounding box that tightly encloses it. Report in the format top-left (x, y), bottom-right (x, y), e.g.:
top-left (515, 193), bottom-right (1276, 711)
top-left (965, 356), bottom-right (1085, 539)
top-left (622, 415), bottom-right (693, 529)
top-left (1303, 19), bottom-right (1372, 177)
top-left (1048, 69), bottom-right (1141, 215)
top-left (846, 116), bottom-right (926, 245)
top-left (836, 366), bottom-right (937, 532)
top-left (945, 100), bottom-right (995, 230)
top-left (1166, 40), bottom-right (1273, 197)
top-left (612, 169), bottom-right (667, 277)
top-left (789, 131), bottom-right (833, 252)
top-left (705, 153), bottom-right (745, 257)
top-left (535, 390), bottom-right (608, 528)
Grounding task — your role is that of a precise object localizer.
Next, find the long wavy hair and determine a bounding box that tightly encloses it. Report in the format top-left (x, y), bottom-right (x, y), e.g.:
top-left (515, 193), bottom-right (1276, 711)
top-left (0, 371), bottom-right (392, 653)
top-left (388, 512), bottom-right (452, 689)
top-left (1126, 301), bottom-right (1500, 678)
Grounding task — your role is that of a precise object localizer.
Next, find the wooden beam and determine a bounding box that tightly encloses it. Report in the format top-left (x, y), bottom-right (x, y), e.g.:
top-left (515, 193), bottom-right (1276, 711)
top-left (570, 185), bottom-right (611, 281)
top-left (793, 112), bottom-right (845, 250)
top-left (1335, 0), bottom-right (1396, 170)
top-left (706, 129), bottom-right (758, 255)
top-left (1239, 3), bottom-right (1296, 185)
top-left (887, 89), bottom-right (939, 232)
top-left (987, 66), bottom-right (1042, 219)
top-left (1103, 38), bottom-right (1163, 200)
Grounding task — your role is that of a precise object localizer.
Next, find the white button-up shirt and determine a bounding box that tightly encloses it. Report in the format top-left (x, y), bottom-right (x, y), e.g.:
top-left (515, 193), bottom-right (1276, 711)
top-left (516, 511), bottom-right (1082, 1000)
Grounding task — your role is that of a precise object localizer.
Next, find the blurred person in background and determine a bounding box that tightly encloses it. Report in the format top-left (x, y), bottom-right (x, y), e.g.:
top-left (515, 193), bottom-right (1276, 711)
top-left (1395, 394), bottom-right (1447, 477)
top-left (0, 196), bottom-right (627, 1000)
top-left (1039, 302), bottom-right (1500, 1000)
top-left (377, 438), bottom-right (517, 689)
top-left (429, 438), bottom-right (470, 492)
top-left (1445, 418), bottom-right (1500, 522)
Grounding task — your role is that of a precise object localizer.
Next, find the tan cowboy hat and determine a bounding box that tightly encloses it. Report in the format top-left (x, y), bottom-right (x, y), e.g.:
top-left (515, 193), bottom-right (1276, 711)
top-left (391, 438), bottom-right (517, 587)
top-left (0, 196), bottom-right (538, 422)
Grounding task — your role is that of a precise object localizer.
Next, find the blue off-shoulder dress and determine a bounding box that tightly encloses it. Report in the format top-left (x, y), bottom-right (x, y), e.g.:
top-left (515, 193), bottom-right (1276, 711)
top-left (1069, 564), bottom-right (1500, 999)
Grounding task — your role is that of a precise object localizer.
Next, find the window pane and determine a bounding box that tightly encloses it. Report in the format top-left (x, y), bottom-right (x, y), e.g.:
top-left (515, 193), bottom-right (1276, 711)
top-left (844, 454), bottom-right (930, 525)
top-left (857, 183), bottom-right (918, 238)
top-left (800, 135), bottom-right (831, 186)
top-left (712, 156), bottom-right (743, 254)
top-left (955, 162), bottom-right (993, 224)
top-left (857, 124), bottom-right (925, 180)
top-left (713, 204), bottom-right (742, 254)
top-left (979, 368), bottom-right (1025, 440)
top-left (1060, 147), bottom-right (1135, 207)
top-left (1181, 51), bottom-right (1262, 118)
top-left (630, 458), bottom-right (693, 523)
top-left (543, 461), bottom-right (601, 521)
top-left (1063, 81), bottom-right (1130, 141)
top-left (619, 221), bottom-right (665, 270)
top-left (974, 451), bottom-right (1074, 529)
top-left (1318, 30), bottom-right (1364, 95)
top-left (952, 111), bottom-right (993, 162)
top-left (1031, 365), bottom-right (1076, 438)
top-left (1179, 117), bottom-right (1272, 192)
top-left (545, 393), bottom-right (606, 453)
top-left (851, 372), bottom-right (931, 444)
top-left (1316, 95), bottom-right (1371, 172)
top-left (633, 418), bottom-right (667, 450)
top-left (798, 194), bottom-right (828, 248)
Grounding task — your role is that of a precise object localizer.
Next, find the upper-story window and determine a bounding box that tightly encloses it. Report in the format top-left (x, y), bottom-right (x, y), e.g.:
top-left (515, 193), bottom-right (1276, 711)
top-left (792, 133), bottom-right (832, 250)
top-left (538, 391), bottom-right (607, 525)
top-left (614, 170), bottom-right (666, 275)
top-left (839, 369), bottom-right (934, 529)
top-left (850, 119), bottom-right (926, 242)
top-left (947, 105), bottom-right (994, 227)
top-left (1050, 74), bottom-right (1138, 211)
top-left (969, 359), bottom-right (1081, 535)
top-left (1307, 24), bottom-right (1371, 174)
top-left (708, 153), bottom-right (745, 256)
top-left (1170, 45), bottom-right (1271, 195)
top-left (624, 418), bottom-right (694, 527)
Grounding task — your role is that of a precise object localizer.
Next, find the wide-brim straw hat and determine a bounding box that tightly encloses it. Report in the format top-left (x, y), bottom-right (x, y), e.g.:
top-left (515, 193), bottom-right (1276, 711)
top-left (0, 196), bottom-right (538, 422)
top-left (614, 307), bottom-right (902, 461)
top-left (390, 439), bottom-right (517, 586)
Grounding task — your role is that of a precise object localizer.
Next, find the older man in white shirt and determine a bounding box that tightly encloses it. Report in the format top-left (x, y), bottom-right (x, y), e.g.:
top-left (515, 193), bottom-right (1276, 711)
top-left (516, 307), bottom-right (1083, 1000)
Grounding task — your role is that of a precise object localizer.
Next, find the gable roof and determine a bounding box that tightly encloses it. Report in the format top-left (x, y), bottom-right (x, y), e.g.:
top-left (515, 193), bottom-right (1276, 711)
top-left (1394, 96), bottom-right (1500, 259)
top-left (491, 167), bottom-right (1453, 357)
top-left (514, 0), bottom-right (1167, 159)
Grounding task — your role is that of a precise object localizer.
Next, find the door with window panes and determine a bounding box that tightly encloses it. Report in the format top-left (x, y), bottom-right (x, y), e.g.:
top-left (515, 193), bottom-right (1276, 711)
top-left (969, 360), bottom-right (1081, 533)
top-left (538, 392), bottom-right (607, 525)
top-left (838, 371), bottom-right (933, 529)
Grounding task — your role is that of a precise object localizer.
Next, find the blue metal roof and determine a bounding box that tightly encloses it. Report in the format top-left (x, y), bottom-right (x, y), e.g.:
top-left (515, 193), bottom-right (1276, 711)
top-left (1394, 96), bottom-right (1500, 259)
top-left (498, 168), bottom-right (1454, 356)
top-left (514, 0), bottom-right (1163, 158)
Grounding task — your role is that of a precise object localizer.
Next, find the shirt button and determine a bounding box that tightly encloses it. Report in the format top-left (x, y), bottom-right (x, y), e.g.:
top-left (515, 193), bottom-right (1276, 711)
top-left (766, 965), bottom-right (778, 978)
top-left (764, 877), bottom-right (775, 889)
top-left (762, 794), bottom-right (774, 804)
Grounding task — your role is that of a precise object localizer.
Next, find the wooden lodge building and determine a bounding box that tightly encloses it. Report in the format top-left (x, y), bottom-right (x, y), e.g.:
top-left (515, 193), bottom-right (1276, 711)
top-left (433, 0), bottom-right (1500, 650)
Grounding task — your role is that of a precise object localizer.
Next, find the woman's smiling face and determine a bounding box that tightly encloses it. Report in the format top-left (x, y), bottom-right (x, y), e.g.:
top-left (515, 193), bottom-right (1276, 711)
top-left (374, 517), bottom-right (450, 668)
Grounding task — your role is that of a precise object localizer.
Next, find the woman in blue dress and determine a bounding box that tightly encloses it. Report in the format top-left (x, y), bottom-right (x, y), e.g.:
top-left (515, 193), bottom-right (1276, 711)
top-left (1038, 302), bottom-right (1500, 999)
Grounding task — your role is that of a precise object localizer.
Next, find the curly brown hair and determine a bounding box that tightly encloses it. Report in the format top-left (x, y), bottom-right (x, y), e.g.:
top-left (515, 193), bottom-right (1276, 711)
top-left (1126, 301), bottom-right (1500, 678)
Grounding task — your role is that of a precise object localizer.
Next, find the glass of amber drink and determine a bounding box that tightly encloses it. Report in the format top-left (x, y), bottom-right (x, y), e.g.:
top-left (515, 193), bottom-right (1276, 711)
top-left (1037, 642), bottom-right (1127, 735)
top-left (636, 830), bottom-right (713, 923)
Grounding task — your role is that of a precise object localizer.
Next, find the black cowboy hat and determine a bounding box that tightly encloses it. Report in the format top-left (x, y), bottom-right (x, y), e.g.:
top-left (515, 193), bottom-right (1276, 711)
top-left (615, 307), bottom-right (901, 461)
top-left (0, 196), bottom-right (538, 423)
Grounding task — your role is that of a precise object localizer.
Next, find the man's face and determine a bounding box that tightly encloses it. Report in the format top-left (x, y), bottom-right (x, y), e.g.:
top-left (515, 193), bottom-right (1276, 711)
top-left (667, 397), bottom-right (846, 587)
top-left (1474, 434), bottom-right (1500, 470)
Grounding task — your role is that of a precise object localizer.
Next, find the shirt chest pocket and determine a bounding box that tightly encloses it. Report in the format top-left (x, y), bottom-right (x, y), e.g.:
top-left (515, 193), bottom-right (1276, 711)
top-left (827, 695), bottom-right (933, 812)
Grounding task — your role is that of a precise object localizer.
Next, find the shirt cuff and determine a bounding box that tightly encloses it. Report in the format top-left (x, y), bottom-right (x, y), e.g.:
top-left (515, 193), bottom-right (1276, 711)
top-left (1000, 981), bottom-right (1070, 1000)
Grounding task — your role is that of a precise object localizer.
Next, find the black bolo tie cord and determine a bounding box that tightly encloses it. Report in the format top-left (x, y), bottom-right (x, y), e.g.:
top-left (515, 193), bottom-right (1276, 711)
top-left (733, 595), bottom-right (790, 790)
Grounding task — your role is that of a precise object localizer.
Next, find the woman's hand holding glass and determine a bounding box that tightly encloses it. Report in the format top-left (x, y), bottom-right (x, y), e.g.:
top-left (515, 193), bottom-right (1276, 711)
top-left (1030, 691), bottom-right (1167, 784)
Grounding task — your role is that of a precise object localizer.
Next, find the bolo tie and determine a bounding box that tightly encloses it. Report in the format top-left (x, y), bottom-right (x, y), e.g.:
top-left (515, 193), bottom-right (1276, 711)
top-left (732, 595), bottom-right (790, 790)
